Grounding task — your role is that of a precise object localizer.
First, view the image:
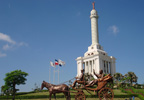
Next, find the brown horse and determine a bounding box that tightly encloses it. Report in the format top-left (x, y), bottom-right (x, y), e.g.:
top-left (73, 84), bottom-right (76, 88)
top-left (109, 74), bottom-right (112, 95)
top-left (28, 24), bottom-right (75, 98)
top-left (41, 81), bottom-right (71, 100)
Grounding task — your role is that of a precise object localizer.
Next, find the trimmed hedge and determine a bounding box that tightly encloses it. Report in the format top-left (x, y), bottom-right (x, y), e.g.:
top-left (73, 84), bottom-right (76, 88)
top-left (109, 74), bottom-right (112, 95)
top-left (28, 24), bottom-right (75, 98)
top-left (129, 87), bottom-right (144, 95)
top-left (129, 87), bottom-right (144, 100)
top-left (120, 87), bottom-right (144, 100)
top-left (0, 95), bottom-right (13, 99)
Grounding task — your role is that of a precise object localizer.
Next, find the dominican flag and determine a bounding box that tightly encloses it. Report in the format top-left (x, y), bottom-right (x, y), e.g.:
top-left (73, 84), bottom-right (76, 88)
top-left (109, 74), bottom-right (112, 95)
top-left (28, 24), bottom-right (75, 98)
top-left (55, 59), bottom-right (59, 65)
top-left (52, 59), bottom-right (65, 67)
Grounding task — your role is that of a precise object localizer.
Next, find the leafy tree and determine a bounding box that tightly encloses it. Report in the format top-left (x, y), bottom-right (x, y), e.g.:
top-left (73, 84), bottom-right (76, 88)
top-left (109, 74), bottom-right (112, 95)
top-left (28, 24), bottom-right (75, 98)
top-left (113, 73), bottom-right (123, 88)
top-left (113, 73), bottom-right (123, 83)
top-left (1, 85), bottom-right (11, 95)
top-left (84, 73), bottom-right (94, 82)
top-left (124, 72), bottom-right (137, 86)
top-left (33, 83), bottom-right (40, 92)
top-left (1, 85), bottom-right (5, 95)
top-left (4, 70), bottom-right (28, 100)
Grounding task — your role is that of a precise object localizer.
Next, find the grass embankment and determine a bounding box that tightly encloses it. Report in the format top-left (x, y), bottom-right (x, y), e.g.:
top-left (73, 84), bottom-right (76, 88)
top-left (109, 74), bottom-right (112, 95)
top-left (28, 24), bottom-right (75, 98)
top-left (0, 89), bottom-right (141, 99)
top-left (17, 89), bottom-right (131, 97)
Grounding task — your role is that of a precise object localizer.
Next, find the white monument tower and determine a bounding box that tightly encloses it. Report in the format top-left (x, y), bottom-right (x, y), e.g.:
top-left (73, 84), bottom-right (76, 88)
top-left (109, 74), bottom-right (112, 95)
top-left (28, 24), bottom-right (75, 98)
top-left (76, 2), bottom-right (116, 78)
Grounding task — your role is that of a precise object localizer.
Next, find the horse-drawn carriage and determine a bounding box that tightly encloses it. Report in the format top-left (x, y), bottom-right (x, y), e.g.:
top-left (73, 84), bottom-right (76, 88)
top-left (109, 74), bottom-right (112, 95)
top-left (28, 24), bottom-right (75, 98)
top-left (73, 73), bottom-right (114, 100)
top-left (41, 74), bottom-right (114, 100)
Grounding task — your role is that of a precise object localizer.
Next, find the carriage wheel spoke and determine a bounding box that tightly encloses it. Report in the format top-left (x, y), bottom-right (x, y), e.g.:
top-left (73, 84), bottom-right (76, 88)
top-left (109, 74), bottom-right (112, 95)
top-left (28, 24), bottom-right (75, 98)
top-left (75, 91), bottom-right (86, 100)
top-left (99, 87), bottom-right (114, 100)
top-left (107, 93), bottom-right (112, 98)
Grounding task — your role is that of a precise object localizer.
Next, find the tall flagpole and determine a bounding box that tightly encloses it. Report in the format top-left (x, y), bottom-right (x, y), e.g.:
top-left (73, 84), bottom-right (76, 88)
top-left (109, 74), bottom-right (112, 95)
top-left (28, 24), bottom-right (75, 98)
top-left (53, 67), bottom-right (55, 84)
top-left (58, 66), bottom-right (59, 84)
top-left (49, 66), bottom-right (51, 83)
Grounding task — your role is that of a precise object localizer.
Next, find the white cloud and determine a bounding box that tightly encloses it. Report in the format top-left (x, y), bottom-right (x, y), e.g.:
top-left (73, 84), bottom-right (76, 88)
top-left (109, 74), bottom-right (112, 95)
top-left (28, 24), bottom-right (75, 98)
top-left (0, 33), bottom-right (16, 44)
top-left (2, 44), bottom-right (12, 50)
top-left (0, 32), bottom-right (28, 51)
top-left (0, 32), bottom-right (28, 57)
top-left (2, 42), bottom-right (28, 51)
top-left (0, 51), bottom-right (6, 57)
top-left (18, 42), bottom-right (28, 47)
top-left (108, 25), bottom-right (119, 35)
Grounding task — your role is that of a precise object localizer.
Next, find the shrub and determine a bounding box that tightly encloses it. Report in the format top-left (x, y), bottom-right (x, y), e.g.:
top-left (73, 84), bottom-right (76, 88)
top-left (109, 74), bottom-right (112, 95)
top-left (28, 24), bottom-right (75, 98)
top-left (120, 87), bottom-right (144, 100)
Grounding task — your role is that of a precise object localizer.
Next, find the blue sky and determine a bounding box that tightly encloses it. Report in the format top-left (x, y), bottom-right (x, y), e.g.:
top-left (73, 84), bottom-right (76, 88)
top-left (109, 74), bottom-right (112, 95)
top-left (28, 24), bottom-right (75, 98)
top-left (0, 0), bottom-right (144, 92)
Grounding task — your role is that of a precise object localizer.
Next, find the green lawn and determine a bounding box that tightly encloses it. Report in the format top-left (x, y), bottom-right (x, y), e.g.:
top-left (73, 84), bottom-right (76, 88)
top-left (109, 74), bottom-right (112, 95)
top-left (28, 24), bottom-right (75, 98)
top-left (15, 98), bottom-right (140, 100)
top-left (1, 89), bottom-right (142, 100)
top-left (19, 89), bottom-right (127, 96)
top-left (113, 89), bottom-right (128, 95)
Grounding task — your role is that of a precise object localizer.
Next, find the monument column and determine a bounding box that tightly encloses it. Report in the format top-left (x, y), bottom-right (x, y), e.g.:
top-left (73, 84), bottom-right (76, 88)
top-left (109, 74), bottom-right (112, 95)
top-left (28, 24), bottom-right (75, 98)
top-left (88, 61), bottom-right (90, 74)
top-left (92, 60), bottom-right (94, 74)
top-left (76, 2), bottom-right (116, 78)
top-left (86, 61), bottom-right (89, 73)
top-left (110, 56), bottom-right (116, 75)
top-left (76, 57), bottom-right (83, 76)
top-left (89, 61), bottom-right (91, 73)
top-left (106, 61), bottom-right (108, 74)
top-left (90, 2), bottom-right (99, 45)
top-left (85, 62), bottom-right (88, 73)
top-left (107, 62), bottom-right (109, 73)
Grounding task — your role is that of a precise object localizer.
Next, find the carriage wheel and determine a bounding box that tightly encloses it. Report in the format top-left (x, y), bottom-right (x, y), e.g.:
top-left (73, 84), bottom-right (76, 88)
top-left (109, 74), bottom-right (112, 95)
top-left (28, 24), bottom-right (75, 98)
top-left (98, 87), bottom-right (114, 100)
top-left (75, 91), bottom-right (86, 100)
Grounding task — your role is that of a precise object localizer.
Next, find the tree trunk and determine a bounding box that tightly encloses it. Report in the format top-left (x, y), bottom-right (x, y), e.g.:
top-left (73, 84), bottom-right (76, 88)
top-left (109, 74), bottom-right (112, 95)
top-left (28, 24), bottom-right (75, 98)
top-left (12, 84), bottom-right (16, 100)
top-left (12, 92), bottom-right (15, 100)
top-left (130, 79), bottom-right (132, 86)
top-left (7, 94), bottom-right (8, 100)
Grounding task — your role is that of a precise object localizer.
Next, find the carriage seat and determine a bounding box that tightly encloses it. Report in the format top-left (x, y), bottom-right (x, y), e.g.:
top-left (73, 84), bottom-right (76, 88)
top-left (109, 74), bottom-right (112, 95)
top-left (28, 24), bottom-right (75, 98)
top-left (98, 74), bottom-right (112, 82)
top-left (96, 74), bottom-right (113, 91)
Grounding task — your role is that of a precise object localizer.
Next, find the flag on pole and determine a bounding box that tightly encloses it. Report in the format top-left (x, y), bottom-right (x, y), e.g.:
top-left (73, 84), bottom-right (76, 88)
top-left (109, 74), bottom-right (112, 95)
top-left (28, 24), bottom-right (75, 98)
top-left (58, 59), bottom-right (65, 66)
top-left (51, 59), bottom-right (65, 67)
top-left (55, 59), bottom-right (59, 65)
top-left (50, 61), bottom-right (56, 67)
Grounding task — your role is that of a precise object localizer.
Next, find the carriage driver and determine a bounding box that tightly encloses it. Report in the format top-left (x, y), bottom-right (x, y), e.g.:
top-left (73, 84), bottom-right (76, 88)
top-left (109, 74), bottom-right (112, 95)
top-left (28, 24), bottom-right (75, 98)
top-left (72, 69), bottom-right (84, 87)
top-left (86, 69), bottom-right (104, 87)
